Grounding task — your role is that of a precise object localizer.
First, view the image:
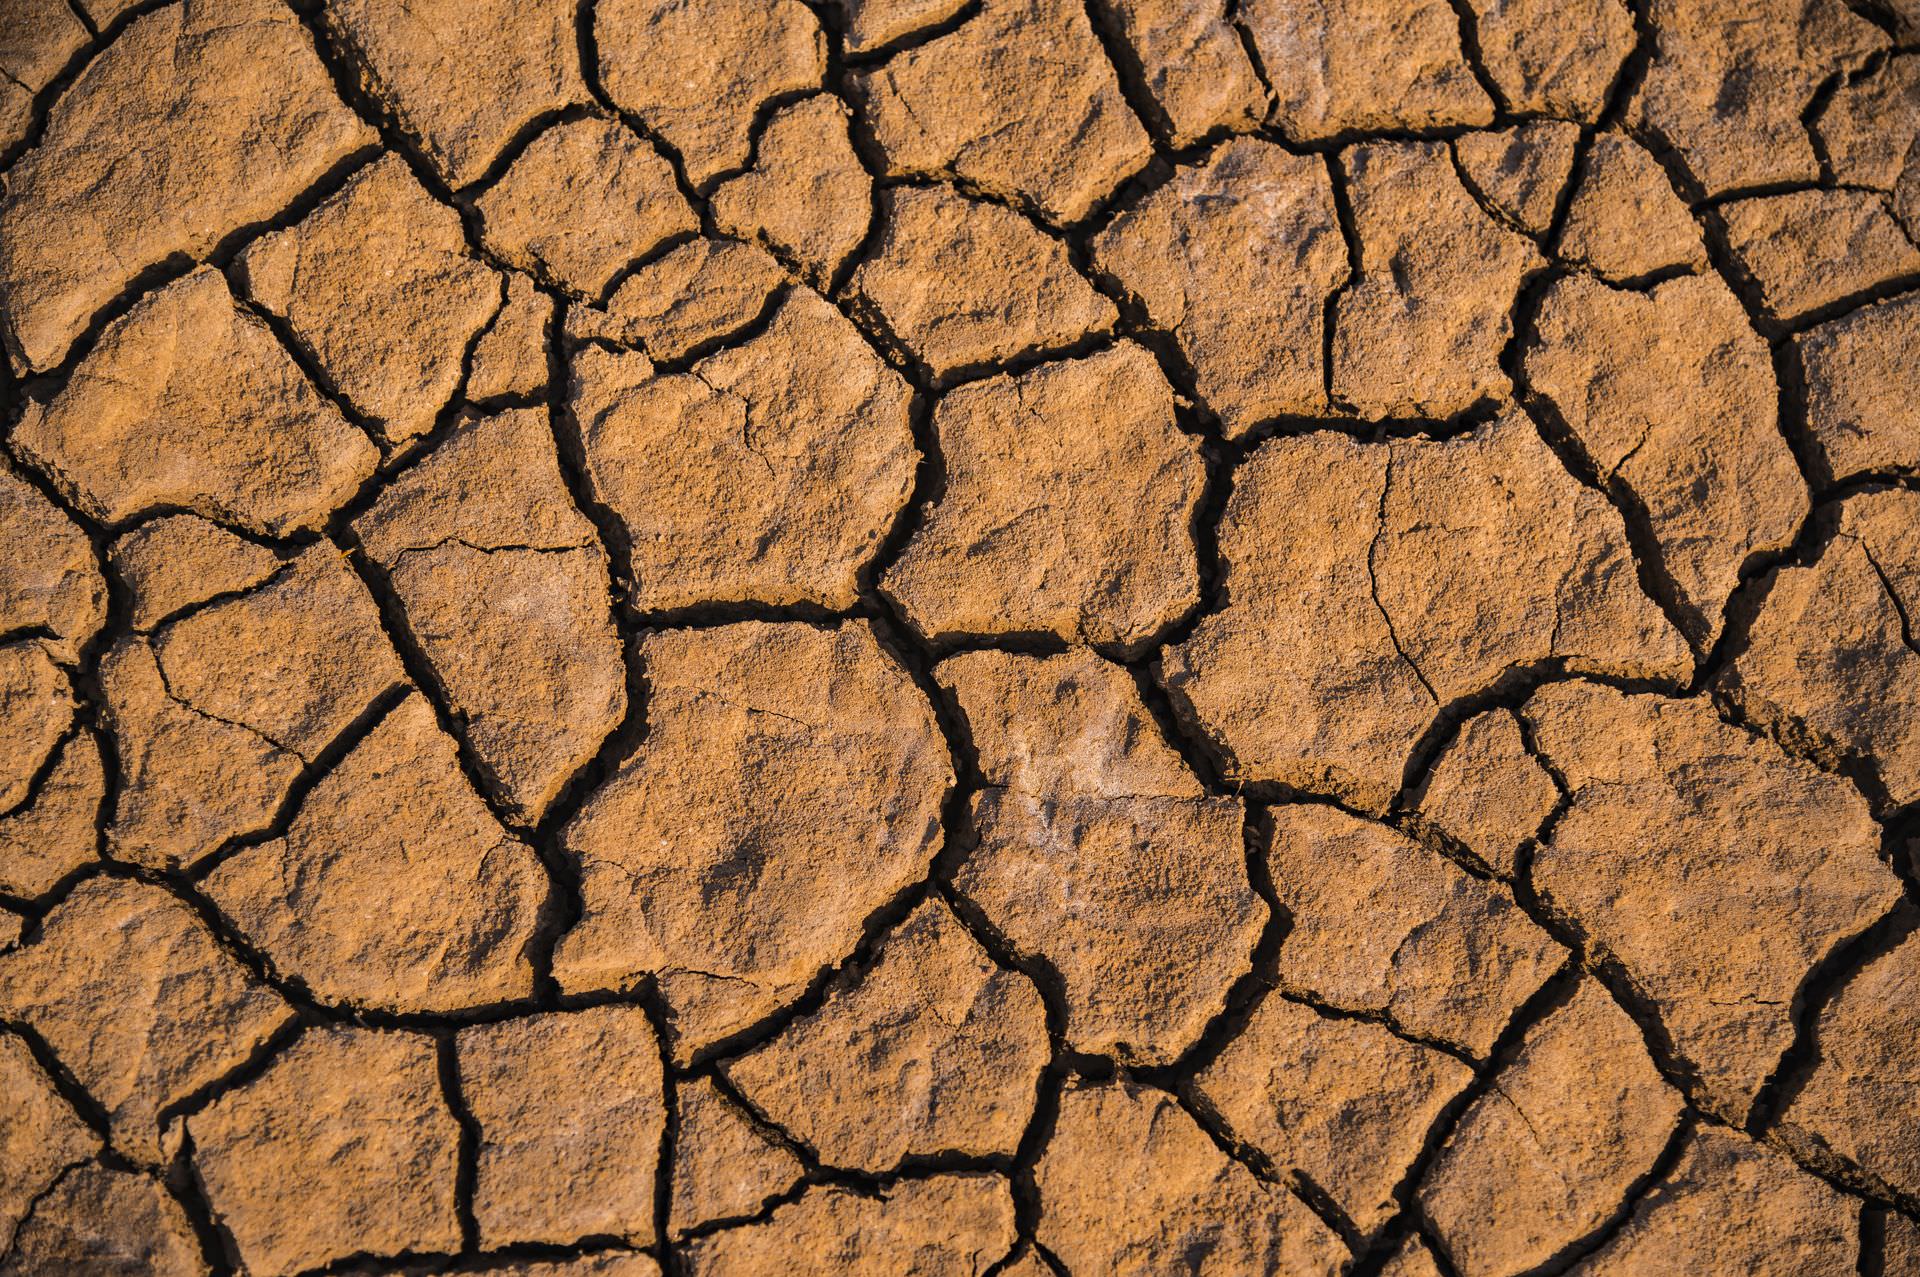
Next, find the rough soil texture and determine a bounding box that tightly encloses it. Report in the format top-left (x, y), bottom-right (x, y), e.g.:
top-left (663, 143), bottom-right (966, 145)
top-left (0, 0), bottom-right (1916, 1274)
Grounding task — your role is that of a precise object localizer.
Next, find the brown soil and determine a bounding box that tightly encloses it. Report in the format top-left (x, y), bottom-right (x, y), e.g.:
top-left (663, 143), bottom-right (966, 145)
top-left (2, 0), bottom-right (1918, 1273)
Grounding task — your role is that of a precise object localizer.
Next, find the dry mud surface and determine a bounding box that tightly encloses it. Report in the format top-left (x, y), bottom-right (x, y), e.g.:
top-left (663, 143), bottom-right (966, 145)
top-left (1, 0), bottom-right (1919, 1273)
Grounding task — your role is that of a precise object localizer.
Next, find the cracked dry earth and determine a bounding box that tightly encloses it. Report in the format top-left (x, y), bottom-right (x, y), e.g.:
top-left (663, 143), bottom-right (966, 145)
top-left (4, 0), bottom-right (1920, 1276)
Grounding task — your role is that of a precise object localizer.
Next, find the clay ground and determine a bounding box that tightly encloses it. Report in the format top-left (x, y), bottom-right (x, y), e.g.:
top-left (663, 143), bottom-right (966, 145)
top-left (2, 0), bottom-right (1919, 1272)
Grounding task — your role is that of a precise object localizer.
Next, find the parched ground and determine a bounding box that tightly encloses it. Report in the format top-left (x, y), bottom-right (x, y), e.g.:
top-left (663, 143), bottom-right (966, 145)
top-left (1, 0), bottom-right (1919, 1272)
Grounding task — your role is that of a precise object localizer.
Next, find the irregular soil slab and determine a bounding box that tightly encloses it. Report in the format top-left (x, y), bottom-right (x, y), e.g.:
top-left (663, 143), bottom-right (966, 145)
top-left (1796, 292), bottom-right (1920, 480)
top-left (354, 407), bottom-right (627, 821)
top-left (1558, 132), bottom-right (1708, 282)
top-left (683, 1178), bottom-right (1015, 1274)
top-left (1632, 0), bottom-right (1884, 197)
top-left (1720, 189), bottom-right (1920, 324)
top-left (1194, 994), bottom-right (1475, 1232)
top-left (1034, 1081), bottom-right (1348, 1274)
top-left (851, 0), bottom-right (1153, 225)
top-left (1417, 709), bottom-right (1560, 879)
top-left (572, 287), bottom-right (916, 612)
top-left (189, 1025), bottom-right (460, 1277)
top-left (882, 343), bottom-right (1204, 651)
top-left (596, 0), bottom-right (825, 188)
top-left (1568, 1126), bottom-right (1859, 1275)
top-left (709, 94), bottom-right (871, 289)
top-left (458, 1005), bottom-right (666, 1248)
top-left (1780, 924), bottom-right (1920, 1201)
top-left (468, 273), bottom-right (552, 403)
top-left (1240, 0), bottom-right (1493, 140)
top-left (940, 649), bottom-right (1263, 1064)
top-left (240, 153), bottom-right (502, 447)
top-left (1162, 418), bottom-right (1685, 811)
top-left (595, 238), bottom-right (786, 362)
top-left (852, 184), bottom-right (1115, 383)
top-left (723, 898), bottom-right (1047, 1171)
top-left (0, 1032), bottom-right (100, 1255)
top-left (1099, 0), bottom-right (1268, 145)
top-left (0, 1164), bottom-right (207, 1277)
top-left (1092, 139), bottom-right (1349, 436)
top-left (1815, 53), bottom-right (1920, 240)
top-left (1333, 140), bottom-right (1544, 419)
top-left (324, 0), bottom-right (586, 189)
top-left (553, 621), bottom-right (952, 1061)
top-left (0, 459), bottom-right (105, 663)
top-left (1525, 271), bottom-right (1806, 646)
top-left (1729, 490), bottom-right (1920, 807)
top-left (1454, 120), bottom-right (1582, 237)
top-left (1522, 681), bottom-right (1902, 1122)
top-left (1419, 978), bottom-right (1685, 1277)
top-left (1463, 0), bottom-right (1636, 120)
top-left (202, 692), bottom-right (546, 1014)
top-left (0, 878), bottom-right (292, 1166)
top-left (1266, 804), bottom-right (1563, 1057)
top-left (668, 1077), bottom-right (805, 1239)
top-left (0, 728), bottom-right (104, 900)
top-left (13, 267), bottom-right (379, 537)
top-left (476, 117), bottom-right (696, 300)
top-left (106, 543), bottom-right (406, 871)
top-left (0, 0), bottom-right (375, 373)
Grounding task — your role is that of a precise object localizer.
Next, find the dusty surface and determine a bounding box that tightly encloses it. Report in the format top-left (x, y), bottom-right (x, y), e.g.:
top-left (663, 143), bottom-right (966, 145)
top-left (0, 0), bottom-right (1916, 1273)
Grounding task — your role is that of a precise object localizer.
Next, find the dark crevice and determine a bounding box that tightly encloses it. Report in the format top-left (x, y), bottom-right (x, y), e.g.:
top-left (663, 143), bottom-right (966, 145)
top-left (637, 989), bottom-right (679, 1269)
top-left (834, 0), bottom-right (985, 68)
top-left (153, 1012), bottom-right (311, 1140)
top-left (0, 716), bottom-right (85, 823)
top-left (1748, 905), bottom-right (1920, 1137)
top-left (1321, 150), bottom-right (1364, 414)
top-left (1769, 272), bottom-right (1920, 340)
top-left (632, 281), bottom-right (795, 376)
top-left (1691, 177), bottom-right (1890, 212)
top-left (1504, 716), bottom-right (1720, 1112)
top-left (62, 0), bottom-right (99, 38)
top-left (1079, 0), bottom-right (1175, 150)
top-left (1841, 0), bottom-right (1905, 39)
top-left (164, 1123), bottom-right (242, 1276)
top-left (448, 103), bottom-right (601, 204)
top-left (683, 86), bottom-right (831, 201)
top-left (1597, 0), bottom-right (1658, 132)
top-left (1448, 137), bottom-right (1548, 247)
top-left (1149, 806), bottom-right (1289, 1078)
top-left (7, 140), bottom-right (385, 398)
top-left (589, 230), bottom-right (705, 309)
top-left (437, 1033), bottom-right (483, 1252)
top-left (1861, 1202), bottom-right (1888, 1276)
top-left (1502, 265), bottom-right (1706, 658)
top-left (1443, 0), bottom-right (1514, 118)
top-left (229, 290), bottom-right (388, 451)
